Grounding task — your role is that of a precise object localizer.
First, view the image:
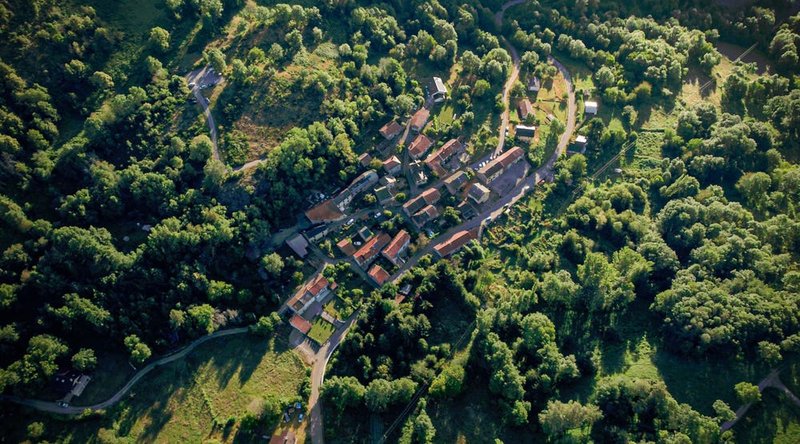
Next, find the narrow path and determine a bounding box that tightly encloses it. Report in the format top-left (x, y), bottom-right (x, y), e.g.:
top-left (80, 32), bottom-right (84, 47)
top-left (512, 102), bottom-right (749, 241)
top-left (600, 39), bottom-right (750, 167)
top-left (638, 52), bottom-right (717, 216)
top-left (721, 368), bottom-right (800, 432)
top-left (186, 67), bottom-right (222, 162)
top-left (1, 327), bottom-right (249, 415)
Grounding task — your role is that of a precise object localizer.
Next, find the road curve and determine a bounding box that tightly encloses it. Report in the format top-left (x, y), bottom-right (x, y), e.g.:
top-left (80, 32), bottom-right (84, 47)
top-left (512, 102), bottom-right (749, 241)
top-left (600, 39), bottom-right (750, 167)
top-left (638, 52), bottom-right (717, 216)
top-left (493, 0), bottom-right (526, 155)
top-left (1, 327), bottom-right (249, 415)
top-left (309, 2), bottom-right (577, 441)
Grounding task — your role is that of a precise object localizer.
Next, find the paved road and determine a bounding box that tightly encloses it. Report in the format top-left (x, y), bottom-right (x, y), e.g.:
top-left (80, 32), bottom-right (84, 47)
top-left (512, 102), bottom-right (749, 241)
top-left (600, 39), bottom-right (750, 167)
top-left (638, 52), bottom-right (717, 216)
top-left (1, 327), bottom-right (249, 415)
top-left (721, 368), bottom-right (800, 432)
top-left (492, 0), bottom-right (526, 155)
top-left (308, 3), bottom-right (577, 441)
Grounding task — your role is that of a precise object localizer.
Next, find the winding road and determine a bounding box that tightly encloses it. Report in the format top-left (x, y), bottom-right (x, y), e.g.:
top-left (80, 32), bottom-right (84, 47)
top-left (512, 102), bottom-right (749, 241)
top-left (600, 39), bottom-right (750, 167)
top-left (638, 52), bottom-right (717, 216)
top-left (307, 1), bottom-right (576, 442)
top-left (721, 368), bottom-right (800, 432)
top-left (3, 1), bottom-right (577, 439)
top-left (1, 327), bottom-right (249, 415)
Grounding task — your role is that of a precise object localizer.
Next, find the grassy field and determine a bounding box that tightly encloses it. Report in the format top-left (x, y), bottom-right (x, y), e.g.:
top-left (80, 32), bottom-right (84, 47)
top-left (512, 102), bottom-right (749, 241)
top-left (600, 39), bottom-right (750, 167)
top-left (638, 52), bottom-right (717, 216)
top-left (308, 319), bottom-right (335, 345)
top-left (4, 334), bottom-right (308, 443)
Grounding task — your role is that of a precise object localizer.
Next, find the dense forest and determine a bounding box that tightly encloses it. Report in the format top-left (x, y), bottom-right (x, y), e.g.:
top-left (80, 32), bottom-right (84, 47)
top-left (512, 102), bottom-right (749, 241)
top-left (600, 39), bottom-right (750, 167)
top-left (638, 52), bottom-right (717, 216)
top-left (0, 0), bottom-right (799, 442)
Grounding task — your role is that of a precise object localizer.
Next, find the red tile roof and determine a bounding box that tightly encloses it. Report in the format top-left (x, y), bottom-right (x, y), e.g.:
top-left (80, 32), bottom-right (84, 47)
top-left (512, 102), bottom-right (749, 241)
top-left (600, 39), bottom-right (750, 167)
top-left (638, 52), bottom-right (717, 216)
top-left (368, 264), bottom-right (391, 286)
top-left (307, 274), bottom-right (329, 296)
top-left (424, 139), bottom-right (462, 176)
top-left (411, 108), bottom-right (430, 130)
top-left (434, 227), bottom-right (479, 257)
top-left (421, 188), bottom-right (441, 204)
top-left (380, 120), bottom-right (403, 139)
top-left (353, 233), bottom-right (391, 267)
top-left (408, 134), bottom-right (433, 159)
top-left (290, 314), bottom-right (312, 334)
top-left (382, 230), bottom-right (410, 261)
top-left (383, 156), bottom-right (401, 171)
top-left (518, 99), bottom-right (533, 120)
top-left (305, 200), bottom-right (345, 224)
top-left (337, 238), bottom-right (356, 256)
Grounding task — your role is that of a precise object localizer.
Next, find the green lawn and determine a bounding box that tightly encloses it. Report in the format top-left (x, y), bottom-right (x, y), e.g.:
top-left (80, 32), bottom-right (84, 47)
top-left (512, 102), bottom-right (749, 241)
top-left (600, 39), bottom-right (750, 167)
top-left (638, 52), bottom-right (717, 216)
top-left (308, 319), bottom-right (335, 345)
top-left (5, 334), bottom-right (307, 443)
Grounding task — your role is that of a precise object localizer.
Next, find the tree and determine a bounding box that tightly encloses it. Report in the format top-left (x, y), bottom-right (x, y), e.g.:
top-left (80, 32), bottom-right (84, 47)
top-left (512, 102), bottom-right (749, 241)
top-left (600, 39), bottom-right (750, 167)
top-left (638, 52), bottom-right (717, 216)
top-left (712, 400), bottom-right (736, 424)
top-left (429, 363), bottom-right (465, 398)
top-left (734, 381), bottom-right (761, 404)
top-left (71, 348), bottom-right (97, 372)
top-left (26, 422), bottom-right (44, 440)
top-left (149, 27), bottom-right (170, 52)
top-left (365, 378), bottom-right (393, 412)
top-left (323, 376), bottom-right (366, 412)
top-left (538, 400), bottom-right (602, 438)
top-left (188, 304), bottom-right (216, 334)
top-left (189, 134), bottom-right (214, 163)
top-left (757, 341), bottom-right (782, 366)
top-left (204, 48), bottom-right (226, 72)
top-left (251, 312), bottom-right (282, 336)
top-left (595, 66), bottom-right (615, 88)
top-left (9, 335), bottom-right (68, 385)
top-left (124, 335), bottom-right (152, 366)
top-left (261, 252), bottom-right (284, 277)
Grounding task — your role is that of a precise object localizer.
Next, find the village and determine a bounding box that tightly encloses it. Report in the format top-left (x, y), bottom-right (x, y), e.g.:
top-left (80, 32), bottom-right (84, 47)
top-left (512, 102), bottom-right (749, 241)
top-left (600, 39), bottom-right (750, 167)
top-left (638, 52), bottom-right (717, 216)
top-left (278, 73), bottom-right (596, 347)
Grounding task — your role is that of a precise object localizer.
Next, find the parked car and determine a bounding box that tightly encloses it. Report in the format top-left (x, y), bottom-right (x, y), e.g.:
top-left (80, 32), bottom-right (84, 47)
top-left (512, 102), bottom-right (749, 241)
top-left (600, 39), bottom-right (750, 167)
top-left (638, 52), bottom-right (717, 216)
top-left (298, 413), bottom-right (305, 422)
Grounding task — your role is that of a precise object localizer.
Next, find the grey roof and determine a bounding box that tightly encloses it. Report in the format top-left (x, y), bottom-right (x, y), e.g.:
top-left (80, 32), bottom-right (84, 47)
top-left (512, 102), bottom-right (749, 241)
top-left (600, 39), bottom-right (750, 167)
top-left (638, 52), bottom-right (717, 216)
top-left (432, 77), bottom-right (447, 94)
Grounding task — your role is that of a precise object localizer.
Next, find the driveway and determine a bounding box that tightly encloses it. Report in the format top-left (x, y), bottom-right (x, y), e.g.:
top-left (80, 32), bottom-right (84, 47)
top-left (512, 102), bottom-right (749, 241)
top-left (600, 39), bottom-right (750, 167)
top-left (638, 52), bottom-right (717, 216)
top-left (186, 66), bottom-right (223, 162)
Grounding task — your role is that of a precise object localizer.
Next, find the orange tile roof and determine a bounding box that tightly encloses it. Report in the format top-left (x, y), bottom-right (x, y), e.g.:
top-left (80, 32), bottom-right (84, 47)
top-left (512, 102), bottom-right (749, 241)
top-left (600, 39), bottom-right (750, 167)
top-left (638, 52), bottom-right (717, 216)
top-left (382, 230), bottom-right (410, 261)
top-left (289, 314), bottom-right (312, 334)
top-left (353, 233), bottom-right (391, 266)
top-left (307, 274), bottom-right (330, 296)
top-left (408, 134), bottom-right (433, 158)
top-left (368, 264), bottom-right (391, 286)
top-left (411, 108), bottom-right (430, 130)
top-left (518, 99), bottom-right (533, 120)
top-left (424, 139), bottom-right (461, 176)
top-left (383, 156), bottom-right (401, 170)
top-left (337, 238), bottom-right (356, 256)
top-left (380, 120), bottom-right (403, 139)
top-left (421, 187), bottom-right (441, 204)
top-left (434, 227), bottom-right (479, 257)
top-left (305, 200), bottom-right (345, 224)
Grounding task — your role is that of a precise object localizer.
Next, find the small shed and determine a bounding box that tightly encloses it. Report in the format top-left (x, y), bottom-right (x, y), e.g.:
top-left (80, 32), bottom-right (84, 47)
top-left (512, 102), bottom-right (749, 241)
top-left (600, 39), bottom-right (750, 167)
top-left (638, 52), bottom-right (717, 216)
top-left (584, 101), bottom-right (598, 115)
top-left (431, 77), bottom-right (447, 103)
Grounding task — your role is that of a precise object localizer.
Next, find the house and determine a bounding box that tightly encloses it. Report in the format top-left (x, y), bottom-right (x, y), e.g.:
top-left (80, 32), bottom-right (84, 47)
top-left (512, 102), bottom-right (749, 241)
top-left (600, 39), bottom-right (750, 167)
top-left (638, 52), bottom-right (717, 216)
top-left (585, 101), bottom-right (598, 115)
top-left (468, 183), bottom-right (491, 204)
top-left (289, 314), bottom-right (312, 335)
top-left (357, 226), bottom-right (374, 242)
top-left (70, 375), bottom-right (91, 398)
top-left (517, 98), bottom-right (534, 121)
top-left (382, 230), bottom-right (411, 266)
top-left (353, 233), bottom-right (391, 268)
top-left (305, 200), bottom-right (345, 224)
top-left (337, 237), bottom-right (356, 256)
top-left (379, 120), bottom-right (403, 140)
top-left (433, 227), bottom-right (479, 257)
top-left (368, 264), bottom-right (391, 286)
top-left (410, 160), bottom-right (428, 185)
top-left (358, 152), bottom-right (373, 167)
top-left (410, 108), bottom-right (430, 132)
top-left (304, 224), bottom-right (329, 243)
top-left (333, 170), bottom-right (379, 210)
top-left (477, 146), bottom-right (525, 183)
top-left (412, 204), bottom-right (440, 228)
top-left (402, 187), bottom-right (442, 216)
top-left (431, 77), bottom-right (447, 103)
top-left (375, 185), bottom-right (395, 204)
top-left (575, 135), bottom-right (587, 146)
top-left (424, 139), bottom-right (463, 176)
top-left (515, 124), bottom-right (536, 139)
top-left (444, 171), bottom-right (468, 194)
top-left (380, 175), bottom-right (397, 188)
top-left (408, 134), bottom-right (433, 159)
top-left (286, 273), bottom-right (331, 315)
top-left (286, 233), bottom-right (310, 258)
top-left (528, 76), bottom-right (541, 92)
top-left (458, 200), bottom-right (476, 219)
top-left (383, 156), bottom-right (402, 175)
